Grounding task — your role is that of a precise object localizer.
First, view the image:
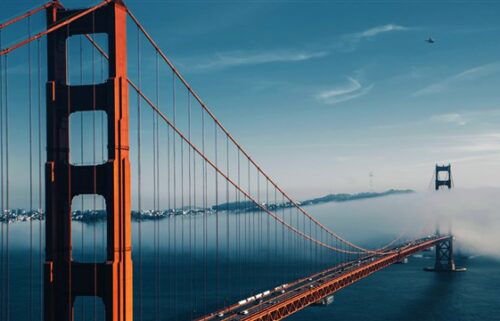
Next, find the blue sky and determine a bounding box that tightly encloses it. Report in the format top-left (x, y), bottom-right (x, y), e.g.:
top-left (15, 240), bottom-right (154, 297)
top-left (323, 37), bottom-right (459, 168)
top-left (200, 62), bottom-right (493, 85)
top-left (1, 0), bottom-right (500, 206)
top-left (131, 0), bottom-right (500, 196)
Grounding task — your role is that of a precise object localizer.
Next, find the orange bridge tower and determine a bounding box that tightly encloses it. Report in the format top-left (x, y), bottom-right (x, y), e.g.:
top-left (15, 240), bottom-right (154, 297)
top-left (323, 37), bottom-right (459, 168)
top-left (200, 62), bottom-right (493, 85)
top-left (44, 1), bottom-right (133, 320)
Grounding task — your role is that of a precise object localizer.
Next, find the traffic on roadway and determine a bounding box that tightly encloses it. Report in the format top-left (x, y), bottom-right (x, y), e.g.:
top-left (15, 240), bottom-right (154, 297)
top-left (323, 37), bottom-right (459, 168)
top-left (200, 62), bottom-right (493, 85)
top-left (198, 235), bottom-right (441, 321)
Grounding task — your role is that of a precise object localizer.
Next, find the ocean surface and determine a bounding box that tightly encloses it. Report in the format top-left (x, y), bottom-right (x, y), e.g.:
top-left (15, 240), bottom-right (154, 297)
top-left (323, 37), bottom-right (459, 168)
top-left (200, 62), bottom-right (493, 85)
top-left (2, 194), bottom-right (500, 321)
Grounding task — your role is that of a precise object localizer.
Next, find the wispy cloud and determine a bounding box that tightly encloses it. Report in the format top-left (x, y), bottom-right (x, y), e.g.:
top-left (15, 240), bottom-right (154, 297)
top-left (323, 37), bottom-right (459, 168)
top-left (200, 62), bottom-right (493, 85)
top-left (338, 24), bottom-right (412, 51)
top-left (449, 132), bottom-right (500, 153)
top-left (188, 49), bottom-right (328, 71)
top-left (315, 77), bottom-right (373, 105)
top-left (377, 109), bottom-right (500, 130)
top-left (413, 61), bottom-right (500, 96)
top-left (431, 113), bottom-right (468, 126)
top-left (182, 24), bottom-right (411, 72)
top-left (355, 24), bottom-right (409, 39)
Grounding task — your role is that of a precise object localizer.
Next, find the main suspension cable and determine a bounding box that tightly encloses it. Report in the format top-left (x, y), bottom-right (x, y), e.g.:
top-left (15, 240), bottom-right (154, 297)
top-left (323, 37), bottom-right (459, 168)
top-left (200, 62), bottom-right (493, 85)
top-left (125, 7), bottom-right (400, 255)
top-left (0, 1), bottom-right (53, 30)
top-left (0, 0), bottom-right (111, 56)
top-left (73, 5), bottom-right (403, 256)
top-left (128, 80), bottom-right (374, 255)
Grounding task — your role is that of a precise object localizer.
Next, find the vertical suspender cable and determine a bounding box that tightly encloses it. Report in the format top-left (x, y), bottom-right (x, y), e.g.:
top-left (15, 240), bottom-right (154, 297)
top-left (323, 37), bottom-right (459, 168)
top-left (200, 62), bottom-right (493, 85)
top-left (202, 108), bottom-right (207, 315)
top-left (281, 193), bottom-right (287, 275)
top-left (28, 16), bottom-right (34, 321)
top-left (288, 194), bottom-right (292, 277)
top-left (172, 69), bottom-right (177, 320)
top-left (166, 82), bottom-right (171, 317)
top-left (154, 50), bottom-right (159, 321)
top-left (65, 24), bottom-right (72, 321)
top-left (309, 217), bottom-right (312, 274)
top-left (187, 90), bottom-right (193, 318)
top-left (274, 186), bottom-right (277, 283)
top-left (154, 60), bottom-right (159, 321)
top-left (243, 156), bottom-right (248, 292)
top-left (0, 29), bottom-right (4, 321)
top-left (181, 119), bottom-right (186, 311)
top-left (214, 121), bottom-right (218, 309)
top-left (136, 25), bottom-right (143, 321)
top-left (302, 203), bottom-right (305, 276)
top-left (191, 99), bottom-right (197, 317)
top-left (292, 205), bottom-right (301, 277)
top-left (92, 12), bottom-right (97, 320)
top-left (281, 194), bottom-right (285, 280)
top-left (100, 51), bottom-right (105, 266)
top-left (247, 158), bottom-right (254, 293)
top-left (152, 51), bottom-right (157, 321)
top-left (266, 179), bottom-right (269, 285)
top-left (37, 37), bottom-right (43, 321)
top-left (78, 34), bottom-right (85, 318)
top-left (79, 33), bottom-right (86, 319)
top-left (236, 149), bottom-right (241, 298)
top-left (256, 166), bottom-right (260, 290)
top-left (4, 53), bottom-right (10, 321)
top-left (4, 52), bottom-right (9, 321)
top-left (155, 57), bottom-right (159, 320)
top-left (225, 135), bottom-right (230, 306)
top-left (179, 100), bottom-right (185, 270)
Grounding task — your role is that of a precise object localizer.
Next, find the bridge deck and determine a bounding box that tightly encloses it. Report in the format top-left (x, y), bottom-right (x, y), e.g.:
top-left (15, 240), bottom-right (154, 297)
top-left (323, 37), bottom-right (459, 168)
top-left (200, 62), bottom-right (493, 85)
top-left (199, 235), bottom-right (449, 321)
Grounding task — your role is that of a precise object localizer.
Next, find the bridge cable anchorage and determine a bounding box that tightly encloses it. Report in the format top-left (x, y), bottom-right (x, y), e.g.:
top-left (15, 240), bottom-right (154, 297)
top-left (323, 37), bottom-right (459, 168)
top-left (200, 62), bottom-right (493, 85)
top-left (124, 7), bottom-right (403, 255)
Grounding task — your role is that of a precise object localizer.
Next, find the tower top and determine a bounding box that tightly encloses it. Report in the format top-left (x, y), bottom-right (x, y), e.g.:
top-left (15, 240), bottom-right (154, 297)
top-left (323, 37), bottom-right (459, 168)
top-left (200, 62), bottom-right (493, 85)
top-left (435, 163), bottom-right (452, 190)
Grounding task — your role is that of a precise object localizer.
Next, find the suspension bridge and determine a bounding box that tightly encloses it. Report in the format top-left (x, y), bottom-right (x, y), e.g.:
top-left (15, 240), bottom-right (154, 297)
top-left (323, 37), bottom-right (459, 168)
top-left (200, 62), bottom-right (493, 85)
top-left (0, 1), bottom-right (460, 320)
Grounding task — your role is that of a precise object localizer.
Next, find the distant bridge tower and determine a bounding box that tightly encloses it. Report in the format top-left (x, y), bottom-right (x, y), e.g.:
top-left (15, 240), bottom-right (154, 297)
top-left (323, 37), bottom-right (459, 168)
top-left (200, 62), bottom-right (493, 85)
top-left (433, 236), bottom-right (456, 271)
top-left (435, 164), bottom-right (452, 190)
top-left (424, 235), bottom-right (466, 272)
top-left (44, 1), bottom-right (132, 321)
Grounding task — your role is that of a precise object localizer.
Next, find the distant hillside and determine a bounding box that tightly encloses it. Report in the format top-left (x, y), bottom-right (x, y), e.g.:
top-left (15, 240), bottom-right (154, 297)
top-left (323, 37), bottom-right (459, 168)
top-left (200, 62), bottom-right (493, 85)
top-left (212, 189), bottom-right (414, 212)
top-left (299, 189), bottom-right (414, 206)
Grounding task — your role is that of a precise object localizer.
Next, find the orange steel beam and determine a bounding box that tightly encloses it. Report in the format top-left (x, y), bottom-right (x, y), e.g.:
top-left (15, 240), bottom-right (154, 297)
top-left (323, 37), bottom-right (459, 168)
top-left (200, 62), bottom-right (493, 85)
top-left (195, 259), bottom-right (372, 321)
top-left (44, 1), bottom-right (132, 320)
top-left (0, 0), bottom-right (111, 56)
top-left (0, 1), bottom-right (53, 30)
top-left (240, 236), bottom-right (449, 321)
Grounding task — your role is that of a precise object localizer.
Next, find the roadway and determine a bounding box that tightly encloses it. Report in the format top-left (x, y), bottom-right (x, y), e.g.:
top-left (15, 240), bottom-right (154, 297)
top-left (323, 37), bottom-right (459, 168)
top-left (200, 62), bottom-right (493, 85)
top-left (197, 235), bottom-right (448, 321)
